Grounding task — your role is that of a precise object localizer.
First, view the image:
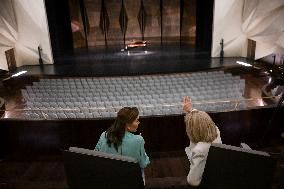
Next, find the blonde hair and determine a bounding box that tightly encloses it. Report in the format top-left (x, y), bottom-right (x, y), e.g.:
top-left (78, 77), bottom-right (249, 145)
top-left (184, 110), bottom-right (218, 143)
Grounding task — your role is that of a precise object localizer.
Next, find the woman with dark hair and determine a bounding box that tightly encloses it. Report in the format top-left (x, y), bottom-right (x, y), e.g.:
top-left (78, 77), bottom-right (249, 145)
top-left (95, 107), bottom-right (150, 169)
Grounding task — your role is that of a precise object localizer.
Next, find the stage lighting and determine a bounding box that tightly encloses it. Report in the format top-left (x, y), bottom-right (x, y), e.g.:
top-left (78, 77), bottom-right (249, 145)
top-left (236, 61), bottom-right (252, 67)
top-left (11, 70), bottom-right (27, 77)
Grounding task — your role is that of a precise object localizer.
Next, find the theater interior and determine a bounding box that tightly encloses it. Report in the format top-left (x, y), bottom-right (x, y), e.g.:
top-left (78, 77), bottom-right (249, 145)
top-left (0, 0), bottom-right (284, 188)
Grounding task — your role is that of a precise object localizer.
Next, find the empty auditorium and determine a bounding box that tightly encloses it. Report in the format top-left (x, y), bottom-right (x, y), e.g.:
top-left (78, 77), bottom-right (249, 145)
top-left (0, 0), bottom-right (284, 189)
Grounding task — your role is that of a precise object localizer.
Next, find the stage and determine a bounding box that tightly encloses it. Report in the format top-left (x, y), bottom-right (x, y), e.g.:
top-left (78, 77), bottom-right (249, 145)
top-left (12, 44), bottom-right (253, 77)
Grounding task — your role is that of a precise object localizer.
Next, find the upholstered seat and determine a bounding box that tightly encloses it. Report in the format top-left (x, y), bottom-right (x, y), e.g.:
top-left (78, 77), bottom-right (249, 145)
top-left (64, 147), bottom-right (144, 189)
top-left (199, 143), bottom-right (276, 189)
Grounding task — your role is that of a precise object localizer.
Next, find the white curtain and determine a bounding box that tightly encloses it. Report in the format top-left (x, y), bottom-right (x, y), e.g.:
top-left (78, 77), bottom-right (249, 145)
top-left (212, 0), bottom-right (284, 60)
top-left (0, 0), bottom-right (53, 71)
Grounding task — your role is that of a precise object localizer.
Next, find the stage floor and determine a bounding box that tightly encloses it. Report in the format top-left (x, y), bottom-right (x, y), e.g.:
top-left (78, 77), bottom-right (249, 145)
top-left (13, 44), bottom-right (253, 77)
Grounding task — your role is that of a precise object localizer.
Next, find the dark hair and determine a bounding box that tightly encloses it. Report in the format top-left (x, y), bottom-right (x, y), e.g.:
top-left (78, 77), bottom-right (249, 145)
top-left (106, 107), bottom-right (139, 151)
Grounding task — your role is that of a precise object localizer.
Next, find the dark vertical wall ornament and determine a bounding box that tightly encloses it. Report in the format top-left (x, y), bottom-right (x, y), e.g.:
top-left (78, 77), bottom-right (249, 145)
top-left (119, 0), bottom-right (128, 46)
top-left (100, 0), bottom-right (109, 46)
top-left (180, 0), bottom-right (184, 44)
top-left (137, 0), bottom-right (147, 41)
top-left (160, 0), bottom-right (163, 44)
top-left (79, 0), bottom-right (89, 48)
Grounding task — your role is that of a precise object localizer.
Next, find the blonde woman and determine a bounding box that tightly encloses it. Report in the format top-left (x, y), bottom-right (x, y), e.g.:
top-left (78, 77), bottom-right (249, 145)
top-left (183, 96), bottom-right (222, 186)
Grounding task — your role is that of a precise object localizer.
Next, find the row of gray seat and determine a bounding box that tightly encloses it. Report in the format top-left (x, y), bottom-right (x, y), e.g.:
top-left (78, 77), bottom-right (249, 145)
top-left (23, 100), bottom-right (245, 119)
top-left (22, 71), bottom-right (246, 119)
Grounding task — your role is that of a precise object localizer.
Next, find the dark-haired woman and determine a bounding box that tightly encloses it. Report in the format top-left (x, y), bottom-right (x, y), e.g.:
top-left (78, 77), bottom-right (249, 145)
top-left (95, 107), bottom-right (150, 169)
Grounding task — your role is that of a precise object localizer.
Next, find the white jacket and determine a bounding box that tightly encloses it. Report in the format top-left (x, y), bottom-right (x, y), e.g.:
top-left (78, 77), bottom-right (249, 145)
top-left (185, 127), bottom-right (222, 186)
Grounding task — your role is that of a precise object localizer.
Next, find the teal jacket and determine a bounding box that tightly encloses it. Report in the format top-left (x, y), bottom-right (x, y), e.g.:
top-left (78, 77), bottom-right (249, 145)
top-left (95, 131), bottom-right (150, 168)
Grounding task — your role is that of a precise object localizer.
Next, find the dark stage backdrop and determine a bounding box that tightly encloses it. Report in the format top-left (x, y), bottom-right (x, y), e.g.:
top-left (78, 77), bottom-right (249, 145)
top-left (45, 0), bottom-right (74, 58)
top-left (44, 0), bottom-right (213, 58)
top-left (195, 0), bottom-right (214, 51)
top-left (68, 0), bottom-right (197, 47)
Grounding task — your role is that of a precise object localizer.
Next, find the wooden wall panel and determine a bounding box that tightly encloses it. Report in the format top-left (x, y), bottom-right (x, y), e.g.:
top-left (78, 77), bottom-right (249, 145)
top-left (181, 0), bottom-right (196, 44)
top-left (124, 0), bottom-right (141, 41)
top-left (5, 49), bottom-right (16, 71)
top-left (162, 0), bottom-right (180, 42)
top-left (105, 0), bottom-right (123, 45)
top-left (143, 0), bottom-right (160, 43)
top-left (81, 0), bottom-right (196, 46)
top-left (247, 39), bottom-right (256, 60)
top-left (85, 0), bottom-right (105, 46)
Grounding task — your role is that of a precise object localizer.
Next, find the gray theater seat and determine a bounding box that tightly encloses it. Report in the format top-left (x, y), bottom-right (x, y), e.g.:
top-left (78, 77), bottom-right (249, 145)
top-left (63, 147), bottom-right (144, 189)
top-left (200, 143), bottom-right (276, 189)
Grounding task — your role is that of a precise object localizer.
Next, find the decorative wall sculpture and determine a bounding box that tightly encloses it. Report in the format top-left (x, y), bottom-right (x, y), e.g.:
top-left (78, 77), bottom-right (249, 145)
top-left (0, 0), bottom-right (53, 69)
top-left (212, 0), bottom-right (284, 59)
